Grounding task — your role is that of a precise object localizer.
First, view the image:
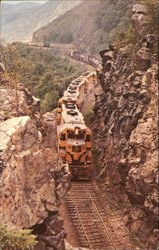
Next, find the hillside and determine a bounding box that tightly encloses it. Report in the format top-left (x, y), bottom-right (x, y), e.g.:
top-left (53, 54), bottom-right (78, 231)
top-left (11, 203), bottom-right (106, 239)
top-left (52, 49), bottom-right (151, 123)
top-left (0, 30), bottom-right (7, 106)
top-left (1, 0), bottom-right (82, 42)
top-left (32, 0), bottom-right (133, 54)
top-left (1, 42), bottom-right (88, 113)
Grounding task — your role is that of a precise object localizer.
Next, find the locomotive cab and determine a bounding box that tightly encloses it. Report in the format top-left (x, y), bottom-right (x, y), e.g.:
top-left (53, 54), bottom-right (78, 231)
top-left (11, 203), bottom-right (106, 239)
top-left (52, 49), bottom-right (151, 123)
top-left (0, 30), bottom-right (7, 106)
top-left (57, 123), bottom-right (92, 179)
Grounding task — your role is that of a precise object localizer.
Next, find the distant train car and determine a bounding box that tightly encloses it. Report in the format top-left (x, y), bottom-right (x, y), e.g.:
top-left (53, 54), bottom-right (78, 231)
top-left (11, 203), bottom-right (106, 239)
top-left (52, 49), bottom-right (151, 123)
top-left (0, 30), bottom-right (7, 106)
top-left (70, 50), bottom-right (81, 60)
top-left (29, 42), bottom-right (45, 47)
top-left (43, 41), bottom-right (50, 47)
top-left (70, 49), bottom-right (100, 69)
top-left (88, 55), bottom-right (99, 67)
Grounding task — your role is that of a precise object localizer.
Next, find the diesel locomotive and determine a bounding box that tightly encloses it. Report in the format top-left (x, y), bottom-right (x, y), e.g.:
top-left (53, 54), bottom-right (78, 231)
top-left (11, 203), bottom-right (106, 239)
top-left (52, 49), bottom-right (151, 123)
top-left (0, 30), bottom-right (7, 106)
top-left (56, 72), bottom-right (96, 179)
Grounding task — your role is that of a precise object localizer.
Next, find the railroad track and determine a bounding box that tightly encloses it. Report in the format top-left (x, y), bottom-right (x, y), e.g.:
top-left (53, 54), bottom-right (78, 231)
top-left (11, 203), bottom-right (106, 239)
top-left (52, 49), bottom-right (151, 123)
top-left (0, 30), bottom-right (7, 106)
top-left (65, 181), bottom-right (126, 250)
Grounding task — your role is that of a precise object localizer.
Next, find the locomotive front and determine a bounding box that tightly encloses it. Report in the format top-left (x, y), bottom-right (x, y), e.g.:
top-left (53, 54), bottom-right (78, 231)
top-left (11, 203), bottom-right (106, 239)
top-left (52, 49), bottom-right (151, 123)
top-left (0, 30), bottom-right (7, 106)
top-left (58, 124), bottom-right (92, 179)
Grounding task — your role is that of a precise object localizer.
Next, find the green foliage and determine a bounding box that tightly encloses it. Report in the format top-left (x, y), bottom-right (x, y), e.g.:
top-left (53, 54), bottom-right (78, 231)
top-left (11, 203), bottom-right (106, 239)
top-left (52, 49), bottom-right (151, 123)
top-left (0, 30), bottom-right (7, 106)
top-left (114, 0), bottom-right (158, 55)
top-left (1, 42), bottom-right (84, 112)
top-left (92, 0), bottom-right (133, 53)
top-left (0, 224), bottom-right (36, 250)
top-left (58, 32), bottom-right (73, 43)
top-left (146, 0), bottom-right (158, 33)
top-left (41, 91), bottom-right (59, 112)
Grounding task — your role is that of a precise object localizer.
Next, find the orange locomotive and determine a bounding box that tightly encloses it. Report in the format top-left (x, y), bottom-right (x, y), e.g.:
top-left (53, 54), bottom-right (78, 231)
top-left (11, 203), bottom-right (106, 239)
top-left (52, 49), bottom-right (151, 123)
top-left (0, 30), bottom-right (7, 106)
top-left (57, 103), bottom-right (92, 179)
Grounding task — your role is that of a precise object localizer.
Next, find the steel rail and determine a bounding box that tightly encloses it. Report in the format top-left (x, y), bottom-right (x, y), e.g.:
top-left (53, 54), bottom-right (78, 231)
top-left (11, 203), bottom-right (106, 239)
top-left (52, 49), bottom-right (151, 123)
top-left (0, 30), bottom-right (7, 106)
top-left (66, 182), bottom-right (119, 250)
top-left (87, 191), bottom-right (117, 250)
top-left (66, 194), bottom-right (93, 249)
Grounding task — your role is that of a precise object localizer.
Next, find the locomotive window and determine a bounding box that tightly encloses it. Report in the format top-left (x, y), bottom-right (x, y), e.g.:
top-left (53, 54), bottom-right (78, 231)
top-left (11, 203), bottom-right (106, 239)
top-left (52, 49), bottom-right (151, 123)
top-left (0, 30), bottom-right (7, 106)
top-left (72, 146), bottom-right (81, 152)
top-left (86, 135), bottom-right (91, 142)
top-left (76, 134), bottom-right (84, 140)
top-left (68, 133), bottom-right (74, 139)
top-left (60, 134), bottom-right (66, 140)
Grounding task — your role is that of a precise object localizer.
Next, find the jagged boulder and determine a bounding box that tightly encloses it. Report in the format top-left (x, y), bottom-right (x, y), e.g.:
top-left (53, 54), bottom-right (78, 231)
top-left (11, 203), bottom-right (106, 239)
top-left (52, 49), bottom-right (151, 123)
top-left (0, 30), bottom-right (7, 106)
top-left (0, 55), bottom-right (5, 75)
top-left (0, 82), bottom-right (40, 123)
top-left (0, 115), bottom-right (70, 250)
top-left (0, 62), bottom-right (5, 74)
top-left (0, 116), bottom-right (56, 227)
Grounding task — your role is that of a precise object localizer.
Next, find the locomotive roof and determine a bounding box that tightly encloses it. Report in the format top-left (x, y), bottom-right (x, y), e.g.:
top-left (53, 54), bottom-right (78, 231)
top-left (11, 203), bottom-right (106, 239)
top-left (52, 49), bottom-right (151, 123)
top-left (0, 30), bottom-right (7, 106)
top-left (61, 103), bottom-right (84, 124)
top-left (59, 95), bottom-right (77, 103)
top-left (57, 123), bottom-right (91, 135)
top-left (64, 90), bottom-right (79, 98)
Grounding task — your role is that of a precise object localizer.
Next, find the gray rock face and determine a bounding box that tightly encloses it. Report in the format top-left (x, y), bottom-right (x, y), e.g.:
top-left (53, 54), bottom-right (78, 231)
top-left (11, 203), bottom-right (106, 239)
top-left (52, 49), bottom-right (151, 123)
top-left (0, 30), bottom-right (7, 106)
top-left (0, 112), bottom-right (70, 249)
top-left (132, 4), bottom-right (150, 38)
top-left (0, 116), bottom-right (54, 227)
top-left (93, 4), bottom-right (158, 248)
top-left (0, 81), bottom-right (40, 122)
top-left (0, 54), bottom-right (5, 82)
top-left (0, 62), bottom-right (5, 74)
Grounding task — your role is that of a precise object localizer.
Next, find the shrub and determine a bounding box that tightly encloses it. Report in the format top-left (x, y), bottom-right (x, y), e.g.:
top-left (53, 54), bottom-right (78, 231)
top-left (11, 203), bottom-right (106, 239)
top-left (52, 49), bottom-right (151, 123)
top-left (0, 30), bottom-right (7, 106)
top-left (41, 91), bottom-right (59, 112)
top-left (0, 224), bottom-right (37, 250)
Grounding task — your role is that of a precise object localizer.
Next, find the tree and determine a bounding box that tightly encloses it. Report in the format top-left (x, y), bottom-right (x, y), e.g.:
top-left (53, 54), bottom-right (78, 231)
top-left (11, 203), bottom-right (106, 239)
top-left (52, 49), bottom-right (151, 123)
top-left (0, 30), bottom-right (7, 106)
top-left (0, 224), bottom-right (37, 250)
top-left (41, 91), bottom-right (59, 112)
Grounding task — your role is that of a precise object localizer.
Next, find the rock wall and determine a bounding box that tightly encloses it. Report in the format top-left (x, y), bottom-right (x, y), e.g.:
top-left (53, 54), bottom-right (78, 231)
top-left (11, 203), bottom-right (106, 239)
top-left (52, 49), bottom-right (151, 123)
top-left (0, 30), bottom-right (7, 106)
top-left (80, 72), bottom-right (103, 117)
top-left (0, 65), bottom-right (70, 249)
top-left (0, 113), bottom-right (70, 249)
top-left (93, 3), bottom-right (158, 249)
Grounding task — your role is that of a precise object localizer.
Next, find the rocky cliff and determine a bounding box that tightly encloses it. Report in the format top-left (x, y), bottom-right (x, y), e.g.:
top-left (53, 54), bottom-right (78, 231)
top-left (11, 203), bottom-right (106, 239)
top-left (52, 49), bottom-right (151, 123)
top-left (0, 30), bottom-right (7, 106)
top-left (0, 62), bottom-right (70, 249)
top-left (93, 3), bottom-right (158, 248)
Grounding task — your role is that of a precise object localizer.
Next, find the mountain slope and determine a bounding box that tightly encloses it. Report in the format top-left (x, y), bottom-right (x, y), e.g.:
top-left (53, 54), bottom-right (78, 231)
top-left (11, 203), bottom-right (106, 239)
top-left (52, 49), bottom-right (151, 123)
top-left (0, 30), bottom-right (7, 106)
top-left (32, 0), bottom-right (133, 54)
top-left (1, 0), bottom-right (82, 42)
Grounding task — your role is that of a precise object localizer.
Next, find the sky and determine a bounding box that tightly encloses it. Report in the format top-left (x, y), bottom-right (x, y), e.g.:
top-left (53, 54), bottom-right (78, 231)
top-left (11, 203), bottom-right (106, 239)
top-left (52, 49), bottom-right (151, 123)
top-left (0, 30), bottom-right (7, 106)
top-left (1, 0), bottom-right (47, 4)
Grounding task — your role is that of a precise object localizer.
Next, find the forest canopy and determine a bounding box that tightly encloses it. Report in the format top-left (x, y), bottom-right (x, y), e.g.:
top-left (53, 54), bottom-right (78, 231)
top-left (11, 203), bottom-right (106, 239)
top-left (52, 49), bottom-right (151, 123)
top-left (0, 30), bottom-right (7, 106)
top-left (1, 43), bottom-right (85, 112)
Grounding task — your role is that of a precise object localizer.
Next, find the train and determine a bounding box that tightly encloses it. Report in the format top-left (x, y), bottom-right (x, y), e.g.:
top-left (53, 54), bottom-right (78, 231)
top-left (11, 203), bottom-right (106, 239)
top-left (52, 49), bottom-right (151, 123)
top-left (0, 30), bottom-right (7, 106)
top-left (56, 72), bottom-right (97, 179)
top-left (29, 41), bottom-right (76, 50)
top-left (29, 42), bottom-right (101, 69)
top-left (69, 50), bottom-right (101, 68)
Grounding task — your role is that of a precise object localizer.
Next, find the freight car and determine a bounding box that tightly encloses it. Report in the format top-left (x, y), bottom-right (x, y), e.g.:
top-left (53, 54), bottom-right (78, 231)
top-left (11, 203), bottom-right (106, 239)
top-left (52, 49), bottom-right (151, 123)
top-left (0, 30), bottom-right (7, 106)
top-left (69, 50), bottom-right (100, 68)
